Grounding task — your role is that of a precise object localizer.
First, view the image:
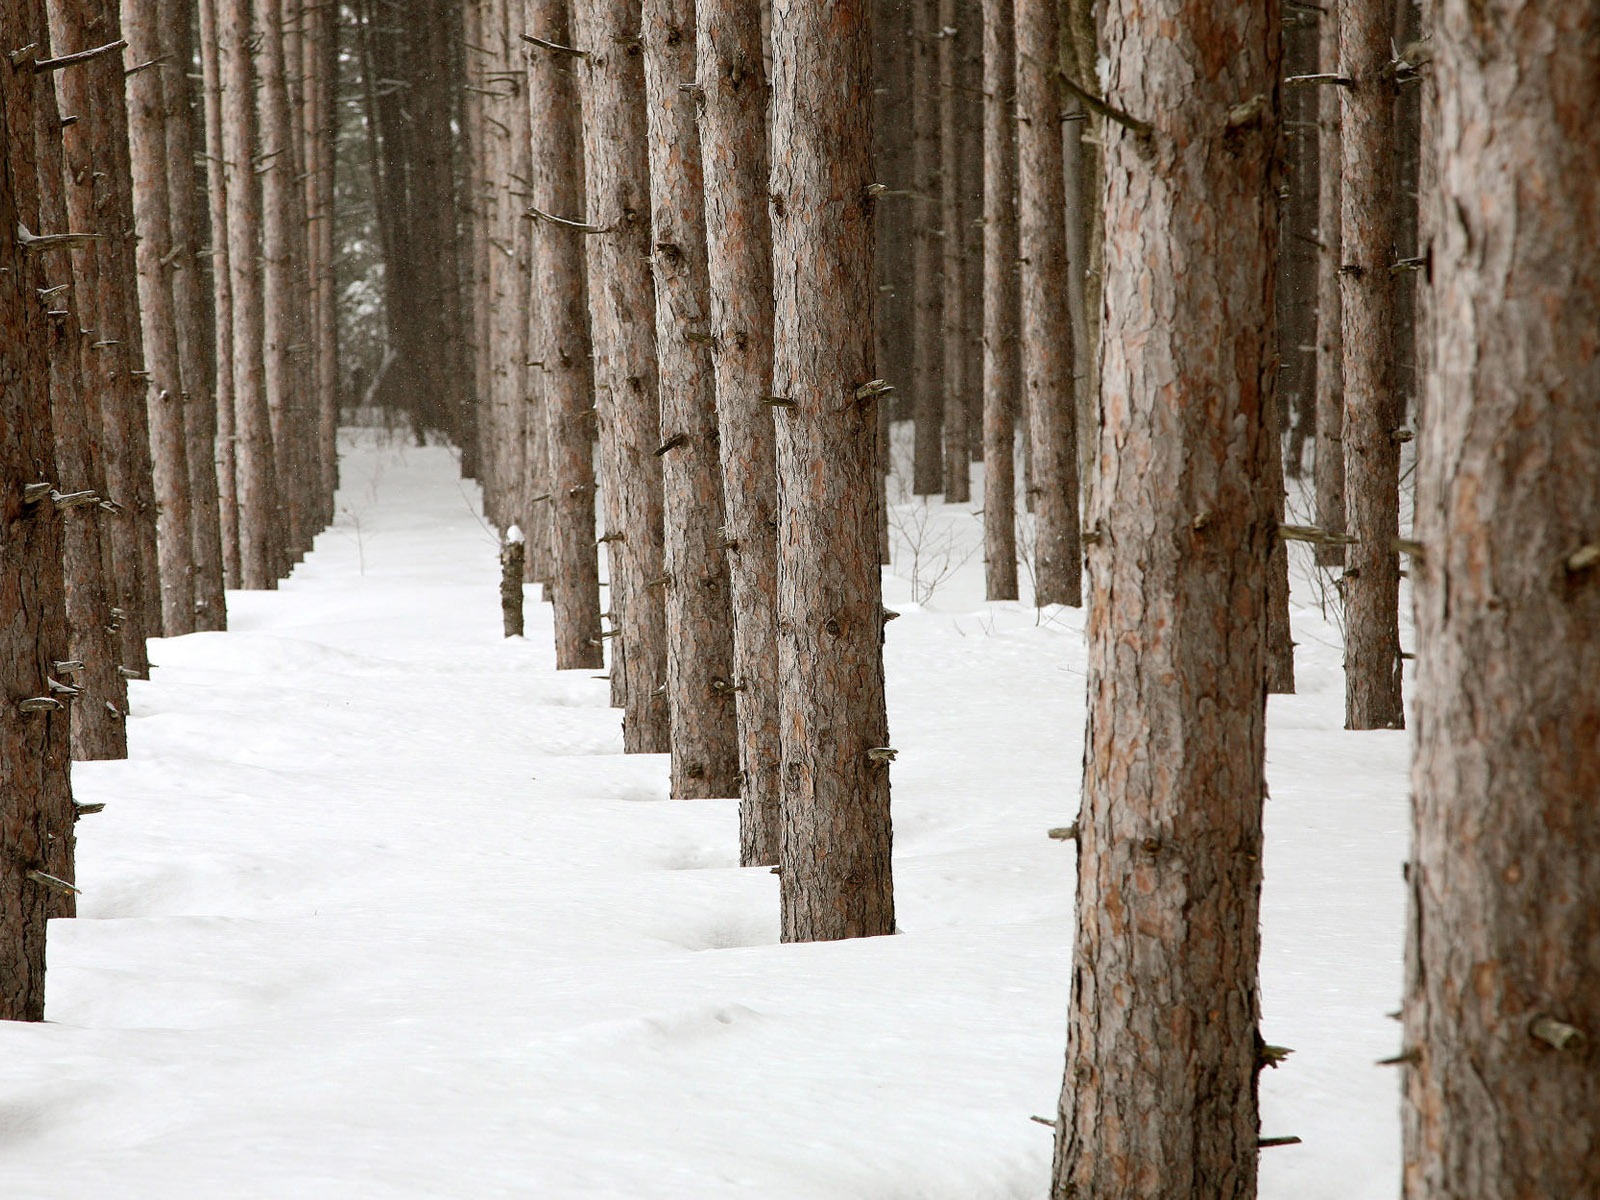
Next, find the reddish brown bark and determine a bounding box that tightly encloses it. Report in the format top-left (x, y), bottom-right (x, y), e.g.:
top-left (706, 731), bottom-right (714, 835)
top-left (527, 0), bottom-right (604, 671)
top-left (573, 0), bottom-right (670, 752)
top-left (1403, 4), bottom-right (1600, 1195)
top-left (41, 0), bottom-right (131, 760)
top-left (937, 0), bottom-right (968, 502)
top-left (770, 0), bottom-right (894, 943)
top-left (1053, 1), bottom-right (1280, 1193)
top-left (1016, 0), bottom-right (1079, 607)
top-left (2, 7), bottom-right (76, 1017)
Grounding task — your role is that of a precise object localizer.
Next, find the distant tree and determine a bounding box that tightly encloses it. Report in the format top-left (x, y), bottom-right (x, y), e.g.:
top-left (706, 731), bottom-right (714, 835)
top-left (1402, 2), bottom-right (1600, 1194)
top-left (160, 0), bottom-right (227, 632)
top-left (1052, 0), bottom-right (1279, 1192)
top-left (573, 0), bottom-right (670, 752)
top-left (526, 0), bottom-right (605, 672)
top-left (770, 0), bottom-right (894, 942)
top-left (1015, 0), bottom-right (1078, 607)
top-left (937, 0), bottom-right (969, 502)
top-left (1339, 0), bottom-right (1405, 729)
top-left (980, 0), bottom-right (1019, 602)
top-left (2, 0), bottom-right (76, 1017)
top-left (695, 0), bottom-right (783, 862)
top-left (1313, 2), bottom-right (1345, 569)
top-left (219, 0), bottom-right (282, 588)
top-left (909, 0), bottom-right (942, 496)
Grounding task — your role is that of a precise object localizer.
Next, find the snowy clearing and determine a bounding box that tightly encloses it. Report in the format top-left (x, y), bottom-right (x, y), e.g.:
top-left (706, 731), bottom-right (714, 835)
top-left (2, 430), bottom-right (1409, 1198)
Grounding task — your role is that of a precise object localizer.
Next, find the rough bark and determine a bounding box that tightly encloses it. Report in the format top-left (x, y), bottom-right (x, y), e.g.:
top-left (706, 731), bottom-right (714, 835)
top-left (937, 0), bottom-right (968, 502)
top-left (573, 0), bottom-right (670, 752)
top-left (908, 0), bottom-right (942, 496)
top-left (256, 0), bottom-right (306, 565)
top-left (1016, 0), bottom-right (1078, 607)
top-left (527, 0), bottom-right (604, 672)
top-left (1402, 4), bottom-right (1600, 1195)
top-left (1313, 2), bottom-right (1345, 569)
top-left (1052, 0), bottom-right (1279, 1193)
top-left (696, 0), bottom-right (782, 863)
top-left (42, 0), bottom-right (131, 760)
top-left (198, 0), bottom-right (240, 588)
top-left (163, 0), bottom-right (227, 631)
top-left (1279, 9), bottom-right (1320, 478)
top-left (770, 0), bottom-right (894, 943)
top-left (1062, 0), bottom-right (1100, 508)
top-left (1340, 0), bottom-right (1405, 729)
top-left (1, 10), bottom-right (76, 1017)
top-left (641, 0), bottom-right (740, 798)
top-left (221, 0), bottom-right (281, 588)
top-left (124, 0), bottom-right (197, 633)
top-left (981, 0), bottom-right (1018, 601)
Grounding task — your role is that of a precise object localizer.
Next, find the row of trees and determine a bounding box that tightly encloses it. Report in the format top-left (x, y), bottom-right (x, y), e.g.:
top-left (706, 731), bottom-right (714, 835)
top-left (2, 0), bottom-right (340, 1020)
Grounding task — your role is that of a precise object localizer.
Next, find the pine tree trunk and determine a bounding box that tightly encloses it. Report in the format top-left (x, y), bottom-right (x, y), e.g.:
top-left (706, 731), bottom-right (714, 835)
top-left (163, 0), bottom-right (228, 632)
top-left (1052, 0), bottom-right (1279, 1192)
top-left (198, 0), bottom-right (241, 588)
top-left (981, 0), bottom-right (1018, 602)
top-left (45, 0), bottom-right (132, 760)
top-left (527, 0), bottom-right (604, 672)
top-left (573, 0), bottom-right (671, 752)
top-left (696, 0), bottom-right (782, 863)
top-left (1063, 0), bottom-right (1100, 510)
top-left (1016, 0), bottom-right (1079, 607)
top-left (1279, 9), bottom-right (1320, 478)
top-left (770, 0), bottom-right (894, 943)
top-left (124, 0), bottom-right (197, 633)
top-left (256, 0), bottom-right (307, 566)
top-left (1339, 0), bottom-right (1405, 729)
top-left (937, 0), bottom-right (968, 502)
top-left (24, 0), bottom-right (83, 898)
top-left (908, 0), bottom-right (943, 496)
top-left (1403, 4), bottom-right (1600, 1194)
top-left (641, 0), bottom-right (740, 798)
top-left (222, 0), bottom-right (282, 588)
top-left (958, 8), bottom-right (983, 467)
top-left (1313, 3), bottom-right (1345, 569)
top-left (1, 7), bottom-right (76, 1017)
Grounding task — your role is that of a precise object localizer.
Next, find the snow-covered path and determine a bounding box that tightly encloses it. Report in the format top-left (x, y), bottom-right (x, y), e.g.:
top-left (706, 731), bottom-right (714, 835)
top-left (3, 432), bottom-right (1411, 1198)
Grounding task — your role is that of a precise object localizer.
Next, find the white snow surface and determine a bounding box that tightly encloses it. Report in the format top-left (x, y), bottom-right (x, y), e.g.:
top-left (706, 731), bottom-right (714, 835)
top-left (2, 430), bottom-right (1410, 1198)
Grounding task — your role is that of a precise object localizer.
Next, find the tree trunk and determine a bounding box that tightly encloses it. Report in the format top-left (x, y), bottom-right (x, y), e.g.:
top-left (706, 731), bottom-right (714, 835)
top-left (1402, 4), bottom-right (1600, 1195)
top-left (573, 0), bottom-right (671, 752)
top-left (124, 0), bottom-right (197, 634)
top-left (1, 4), bottom-right (75, 1017)
top-left (1015, 0), bottom-right (1078, 607)
top-left (1052, 0), bottom-right (1279, 1193)
top-left (222, 0), bottom-right (282, 588)
top-left (937, 0), bottom-right (968, 502)
top-left (981, 0), bottom-right (1018, 601)
top-left (1313, 2), bottom-right (1346, 569)
top-left (527, 0), bottom-right (604, 672)
top-left (1340, 0), bottom-right (1405, 730)
top-left (770, 0), bottom-right (894, 943)
top-left (163, 0), bottom-right (228, 632)
top-left (1063, 0), bottom-right (1100, 510)
top-left (696, 0), bottom-right (783, 863)
top-left (44, 0), bottom-right (132, 760)
top-left (256, 0), bottom-right (307, 567)
top-left (1279, 9), bottom-right (1320, 479)
top-left (908, 0), bottom-right (942, 496)
top-left (641, 0), bottom-right (740, 798)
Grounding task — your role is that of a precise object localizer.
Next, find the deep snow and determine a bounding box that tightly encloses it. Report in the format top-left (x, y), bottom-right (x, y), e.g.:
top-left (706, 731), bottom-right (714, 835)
top-left (1, 429), bottom-right (1411, 1198)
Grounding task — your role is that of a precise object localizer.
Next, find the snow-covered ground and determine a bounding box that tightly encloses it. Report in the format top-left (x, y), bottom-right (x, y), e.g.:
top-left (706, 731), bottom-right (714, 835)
top-left (1, 429), bottom-right (1411, 1198)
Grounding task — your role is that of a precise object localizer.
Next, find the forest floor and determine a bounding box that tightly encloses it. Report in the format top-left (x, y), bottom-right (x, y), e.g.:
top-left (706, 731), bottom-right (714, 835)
top-left (2, 427), bottom-right (1410, 1198)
